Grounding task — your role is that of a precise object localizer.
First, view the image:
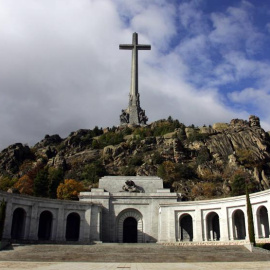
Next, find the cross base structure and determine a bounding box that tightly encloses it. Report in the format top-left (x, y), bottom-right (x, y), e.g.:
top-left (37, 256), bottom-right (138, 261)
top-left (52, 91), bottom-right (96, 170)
top-left (120, 93), bottom-right (148, 126)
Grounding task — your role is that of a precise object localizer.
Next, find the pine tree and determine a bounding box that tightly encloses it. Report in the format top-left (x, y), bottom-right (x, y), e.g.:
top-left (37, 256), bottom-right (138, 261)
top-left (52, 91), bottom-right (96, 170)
top-left (246, 185), bottom-right (256, 246)
top-left (34, 169), bottom-right (49, 197)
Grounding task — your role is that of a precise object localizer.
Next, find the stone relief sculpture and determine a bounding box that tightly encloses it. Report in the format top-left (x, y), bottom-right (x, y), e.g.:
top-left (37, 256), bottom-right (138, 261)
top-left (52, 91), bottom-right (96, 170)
top-left (122, 180), bottom-right (144, 193)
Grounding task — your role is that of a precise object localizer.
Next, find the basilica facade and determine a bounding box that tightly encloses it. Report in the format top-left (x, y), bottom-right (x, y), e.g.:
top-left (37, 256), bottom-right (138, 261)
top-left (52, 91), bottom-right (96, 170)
top-left (1, 175), bottom-right (270, 244)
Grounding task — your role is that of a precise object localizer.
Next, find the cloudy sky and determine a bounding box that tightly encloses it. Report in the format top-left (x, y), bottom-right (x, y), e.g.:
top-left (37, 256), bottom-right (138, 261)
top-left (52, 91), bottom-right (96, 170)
top-left (0, 0), bottom-right (270, 150)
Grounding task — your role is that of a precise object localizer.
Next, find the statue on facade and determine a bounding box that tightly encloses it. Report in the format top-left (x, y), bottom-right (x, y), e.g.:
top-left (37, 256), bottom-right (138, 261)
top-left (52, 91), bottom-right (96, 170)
top-left (122, 180), bottom-right (141, 193)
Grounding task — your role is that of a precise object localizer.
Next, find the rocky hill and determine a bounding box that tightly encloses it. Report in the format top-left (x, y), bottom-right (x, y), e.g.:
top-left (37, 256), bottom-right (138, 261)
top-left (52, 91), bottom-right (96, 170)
top-left (0, 115), bottom-right (270, 200)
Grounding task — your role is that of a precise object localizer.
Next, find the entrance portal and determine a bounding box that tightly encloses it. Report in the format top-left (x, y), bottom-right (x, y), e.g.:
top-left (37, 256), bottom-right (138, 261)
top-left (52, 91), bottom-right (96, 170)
top-left (117, 209), bottom-right (143, 243)
top-left (123, 217), bottom-right (137, 243)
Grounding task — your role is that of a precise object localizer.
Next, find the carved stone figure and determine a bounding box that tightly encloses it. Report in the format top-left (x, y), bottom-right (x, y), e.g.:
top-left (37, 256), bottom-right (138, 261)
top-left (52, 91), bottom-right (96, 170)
top-left (120, 110), bottom-right (129, 125)
top-left (122, 180), bottom-right (140, 193)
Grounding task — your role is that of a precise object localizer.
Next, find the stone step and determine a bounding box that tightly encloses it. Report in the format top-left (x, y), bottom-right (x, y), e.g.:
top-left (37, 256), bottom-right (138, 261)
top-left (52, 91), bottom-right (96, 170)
top-left (0, 243), bottom-right (269, 262)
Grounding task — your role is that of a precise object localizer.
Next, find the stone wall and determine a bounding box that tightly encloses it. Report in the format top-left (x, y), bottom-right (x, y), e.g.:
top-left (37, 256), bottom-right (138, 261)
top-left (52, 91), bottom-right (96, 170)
top-left (0, 191), bottom-right (101, 243)
top-left (159, 189), bottom-right (270, 243)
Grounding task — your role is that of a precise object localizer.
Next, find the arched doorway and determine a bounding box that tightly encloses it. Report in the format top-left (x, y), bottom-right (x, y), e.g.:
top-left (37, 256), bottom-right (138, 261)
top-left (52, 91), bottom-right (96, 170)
top-left (123, 217), bottom-right (137, 243)
top-left (65, 212), bottom-right (80, 241)
top-left (179, 214), bottom-right (193, 241)
top-left (206, 212), bottom-right (220, 241)
top-left (38, 211), bottom-right (53, 240)
top-left (257, 206), bottom-right (269, 238)
top-left (11, 208), bottom-right (26, 240)
top-left (233, 209), bottom-right (246, 240)
top-left (117, 209), bottom-right (143, 243)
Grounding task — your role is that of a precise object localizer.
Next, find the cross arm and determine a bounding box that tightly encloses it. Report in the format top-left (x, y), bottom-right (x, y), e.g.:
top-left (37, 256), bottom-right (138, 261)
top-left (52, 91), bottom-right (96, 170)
top-left (137, 45), bottom-right (151, 50)
top-left (119, 44), bottom-right (134, 50)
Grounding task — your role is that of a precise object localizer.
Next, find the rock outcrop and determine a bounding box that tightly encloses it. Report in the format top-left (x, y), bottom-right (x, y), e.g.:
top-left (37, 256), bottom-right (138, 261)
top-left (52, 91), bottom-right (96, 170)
top-left (0, 115), bottom-right (269, 200)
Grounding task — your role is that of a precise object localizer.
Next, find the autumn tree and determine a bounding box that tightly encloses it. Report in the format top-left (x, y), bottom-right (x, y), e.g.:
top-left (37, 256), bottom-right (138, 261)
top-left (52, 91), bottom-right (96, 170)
top-left (57, 179), bottom-right (84, 200)
top-left (14, 175), bottom-right (34, 195)
top-left (191, 182), bottom-right (217, 199)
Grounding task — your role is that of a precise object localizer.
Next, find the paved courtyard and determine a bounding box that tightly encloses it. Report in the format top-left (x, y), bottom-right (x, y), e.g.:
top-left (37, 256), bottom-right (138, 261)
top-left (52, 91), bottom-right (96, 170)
top-left (0, 243), bottom-right (270, 269)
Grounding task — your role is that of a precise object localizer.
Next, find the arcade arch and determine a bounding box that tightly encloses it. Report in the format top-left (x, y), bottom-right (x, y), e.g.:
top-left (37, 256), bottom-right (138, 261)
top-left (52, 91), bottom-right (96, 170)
top-left (232, 209), bottom-right (246, 240)
top-left (257, 206), bottom-right (269, 238)
top-left (65, 212), bottom-right (80, 241)
top-left (11, 207), bottom-right (26, 240)
top-left (206, 212), bottom-right (220, 241)
top-left (38, 211), bottom-right (53, 240)
top-left (179, 214), bottom-right (193, 241)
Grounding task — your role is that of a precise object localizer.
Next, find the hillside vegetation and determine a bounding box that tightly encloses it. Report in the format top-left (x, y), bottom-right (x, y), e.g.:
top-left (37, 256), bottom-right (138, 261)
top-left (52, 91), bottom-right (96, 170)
top-left (0, 115), bottom-right (269, 201)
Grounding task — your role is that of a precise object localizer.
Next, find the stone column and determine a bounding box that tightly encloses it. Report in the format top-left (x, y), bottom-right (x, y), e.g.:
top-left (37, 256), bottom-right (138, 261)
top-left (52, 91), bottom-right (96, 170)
top-left (219, 207), bottom-right (229, 241)
top-left (29, 204), bottom-right (39, 240)
top-left (3, 201), bottom-right (13, 239)
top-left (158, 207), bottom-right (169, 242)
top-left (51, 213), bottom-right (58, 241)
top-left (194, 208), bottom-right (203, 242)
top-left (203, 216), bottom-right (207, 241)
top-left (56, 206), bottom-right (65, 241)
top-left (24, 211), bottom-right (32, 240)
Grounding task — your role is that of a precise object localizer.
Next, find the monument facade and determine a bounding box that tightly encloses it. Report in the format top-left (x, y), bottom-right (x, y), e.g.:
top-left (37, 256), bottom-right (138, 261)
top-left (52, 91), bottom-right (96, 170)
top-left (119, 33), bottom-right (150, 126)
top-left (1, 176), bottom-right (270, 244)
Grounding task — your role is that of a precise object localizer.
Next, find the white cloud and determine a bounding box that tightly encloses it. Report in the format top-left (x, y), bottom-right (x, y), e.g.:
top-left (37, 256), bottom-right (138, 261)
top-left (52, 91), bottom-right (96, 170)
top-left (0, 0), bottom-right (269, 150)
top-left (209, 2), bottom-right (264, 55)
top-left (130, 4), bottom-right (176, 50)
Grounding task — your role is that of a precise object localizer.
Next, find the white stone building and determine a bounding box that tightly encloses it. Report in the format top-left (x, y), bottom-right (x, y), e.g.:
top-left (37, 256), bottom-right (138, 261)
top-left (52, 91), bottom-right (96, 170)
top-left (0, 176), bottom-right (269, 244)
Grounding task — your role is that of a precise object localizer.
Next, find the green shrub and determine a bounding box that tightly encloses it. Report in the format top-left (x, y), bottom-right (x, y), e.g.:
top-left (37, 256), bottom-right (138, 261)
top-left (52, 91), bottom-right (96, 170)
top-left (152, 152), bottom-right (164, 165)
top-left (188, 133), bottom-right (209, 142)
top-left (81, 161), bottom-right (107, 184)
top-left (128, 155), bottom-right (144, 166)
top-left (196, 147), bottom-right (211, 165)
top-left (95, 132), bottom-right (124, 148)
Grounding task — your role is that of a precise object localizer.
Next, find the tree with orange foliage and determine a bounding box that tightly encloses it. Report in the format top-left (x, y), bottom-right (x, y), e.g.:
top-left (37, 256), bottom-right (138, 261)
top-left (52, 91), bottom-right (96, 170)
top-left (57, 179), bottom-right (84, 200)
top-left (14, 175), bottom-right (34, 195)
top-left (191, 182), bottom-right (216, 199)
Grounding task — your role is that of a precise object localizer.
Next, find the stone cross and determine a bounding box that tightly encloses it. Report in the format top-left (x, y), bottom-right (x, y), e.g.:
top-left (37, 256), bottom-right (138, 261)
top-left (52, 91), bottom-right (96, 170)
top-left (119, 33), bottom-right (151, 125)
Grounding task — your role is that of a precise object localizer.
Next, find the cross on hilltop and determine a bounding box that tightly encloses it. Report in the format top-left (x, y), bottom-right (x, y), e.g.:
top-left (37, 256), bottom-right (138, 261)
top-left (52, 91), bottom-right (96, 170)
top-left (119, 33), bottom-right (151, 126)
